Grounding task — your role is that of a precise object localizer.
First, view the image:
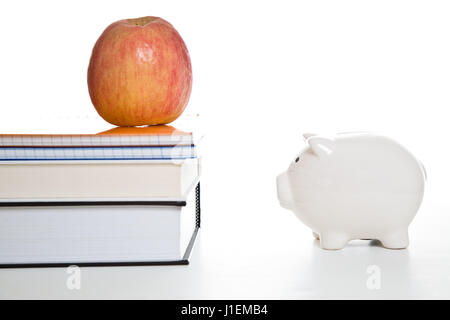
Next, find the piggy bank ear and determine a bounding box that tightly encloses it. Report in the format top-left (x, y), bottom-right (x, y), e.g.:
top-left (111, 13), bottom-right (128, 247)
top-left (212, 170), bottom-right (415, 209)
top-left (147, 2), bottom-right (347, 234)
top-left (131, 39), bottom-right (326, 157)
top-left (307, 136), bottom-right (335, 157)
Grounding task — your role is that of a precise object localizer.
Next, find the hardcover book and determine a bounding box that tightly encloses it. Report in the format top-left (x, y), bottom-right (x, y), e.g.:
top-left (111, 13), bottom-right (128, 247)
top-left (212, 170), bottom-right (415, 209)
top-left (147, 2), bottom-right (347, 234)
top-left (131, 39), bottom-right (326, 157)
top-left (0, 183), bottom-right (201, 267)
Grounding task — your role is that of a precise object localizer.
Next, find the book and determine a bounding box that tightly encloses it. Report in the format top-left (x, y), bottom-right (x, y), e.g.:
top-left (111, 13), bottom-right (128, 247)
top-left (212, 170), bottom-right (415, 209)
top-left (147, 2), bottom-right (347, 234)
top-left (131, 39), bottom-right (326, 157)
top-left (0, 158), bottom-right (200, 201)
top-left (0, 183), bottom-right (200, 266)
top-left (0, 125), bottom-right (196, 147)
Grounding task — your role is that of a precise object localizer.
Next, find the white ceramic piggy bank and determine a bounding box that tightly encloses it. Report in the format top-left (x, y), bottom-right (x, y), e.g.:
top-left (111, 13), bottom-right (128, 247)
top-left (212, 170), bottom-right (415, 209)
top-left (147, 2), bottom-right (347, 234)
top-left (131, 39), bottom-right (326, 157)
top-left (277, 133), bottom-right (426, 250)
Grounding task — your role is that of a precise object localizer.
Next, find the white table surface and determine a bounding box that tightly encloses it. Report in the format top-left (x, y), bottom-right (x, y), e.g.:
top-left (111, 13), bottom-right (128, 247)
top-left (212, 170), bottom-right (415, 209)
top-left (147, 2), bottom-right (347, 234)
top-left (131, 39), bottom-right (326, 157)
top-left (1, 147), bottom-right (449, 300)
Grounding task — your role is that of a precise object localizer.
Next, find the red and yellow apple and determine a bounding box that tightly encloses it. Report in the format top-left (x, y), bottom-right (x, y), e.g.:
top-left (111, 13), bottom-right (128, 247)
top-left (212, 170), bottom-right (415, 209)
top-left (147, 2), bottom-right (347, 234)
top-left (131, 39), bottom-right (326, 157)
top-left (87, 16), bottom-right (192, 126)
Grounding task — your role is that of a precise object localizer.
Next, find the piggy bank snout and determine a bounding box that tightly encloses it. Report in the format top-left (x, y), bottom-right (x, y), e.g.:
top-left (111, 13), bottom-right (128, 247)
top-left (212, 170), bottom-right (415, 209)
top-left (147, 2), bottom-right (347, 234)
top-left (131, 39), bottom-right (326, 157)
top-left (277, 172), bottom-right (294, 210)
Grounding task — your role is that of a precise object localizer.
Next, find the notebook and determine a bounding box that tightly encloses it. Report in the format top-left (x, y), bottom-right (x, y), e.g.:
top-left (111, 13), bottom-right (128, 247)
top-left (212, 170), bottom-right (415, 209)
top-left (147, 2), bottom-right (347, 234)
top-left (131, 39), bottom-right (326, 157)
top-left (0, 125), bottom-right (196, 147)
top-left (0, 145), bottom-right (196, 161)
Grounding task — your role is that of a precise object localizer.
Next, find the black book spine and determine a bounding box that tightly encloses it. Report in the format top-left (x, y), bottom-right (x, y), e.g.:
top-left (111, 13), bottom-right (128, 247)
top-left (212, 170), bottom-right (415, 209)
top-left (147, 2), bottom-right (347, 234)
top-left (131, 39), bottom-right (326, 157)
top-left (0, 181), bottom-right (202, 268)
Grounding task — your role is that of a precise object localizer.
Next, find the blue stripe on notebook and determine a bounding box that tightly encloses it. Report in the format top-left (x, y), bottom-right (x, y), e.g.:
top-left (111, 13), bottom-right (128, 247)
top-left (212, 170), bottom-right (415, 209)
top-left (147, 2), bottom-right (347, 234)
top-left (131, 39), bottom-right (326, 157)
top-left (0, 146), bottom-right (194, 149)
top-left (0, 157), bottom-right (197, 161)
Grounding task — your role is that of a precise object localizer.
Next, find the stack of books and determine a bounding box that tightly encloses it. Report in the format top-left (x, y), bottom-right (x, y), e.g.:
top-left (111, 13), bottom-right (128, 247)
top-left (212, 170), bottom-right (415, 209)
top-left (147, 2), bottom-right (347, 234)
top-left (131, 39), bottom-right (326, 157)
top-left (0, 125), bottom-right (201, 267)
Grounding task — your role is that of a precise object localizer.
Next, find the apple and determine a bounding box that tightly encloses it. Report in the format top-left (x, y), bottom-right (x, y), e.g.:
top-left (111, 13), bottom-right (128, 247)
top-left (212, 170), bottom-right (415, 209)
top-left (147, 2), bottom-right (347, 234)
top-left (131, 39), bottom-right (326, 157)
top-left (87, 16), bottom-right (192, 126)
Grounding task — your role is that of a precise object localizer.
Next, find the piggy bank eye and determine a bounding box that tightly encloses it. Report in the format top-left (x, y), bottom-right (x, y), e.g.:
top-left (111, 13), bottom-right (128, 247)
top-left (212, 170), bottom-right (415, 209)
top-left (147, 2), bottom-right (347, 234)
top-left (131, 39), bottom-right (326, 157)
top-left (295, 156), bottom-right (300, 163)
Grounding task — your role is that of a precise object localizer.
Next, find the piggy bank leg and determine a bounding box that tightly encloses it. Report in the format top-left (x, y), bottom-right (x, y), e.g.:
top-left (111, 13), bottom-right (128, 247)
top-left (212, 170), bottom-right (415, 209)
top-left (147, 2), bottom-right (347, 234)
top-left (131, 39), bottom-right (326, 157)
top-left (319, 232), bottom-right (350, 250)
top-left (312, 232), bottom-right (320, 240)
top-left (380, 229), bottom-right (409, 249)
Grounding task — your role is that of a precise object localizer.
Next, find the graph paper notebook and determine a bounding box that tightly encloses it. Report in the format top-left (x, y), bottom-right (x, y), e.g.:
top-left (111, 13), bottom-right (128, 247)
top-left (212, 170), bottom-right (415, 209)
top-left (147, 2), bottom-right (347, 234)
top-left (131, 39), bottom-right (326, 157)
top-left (0, 145), bottom-right (196, 161)
top-left (0, 125), bottom-right (195, 147)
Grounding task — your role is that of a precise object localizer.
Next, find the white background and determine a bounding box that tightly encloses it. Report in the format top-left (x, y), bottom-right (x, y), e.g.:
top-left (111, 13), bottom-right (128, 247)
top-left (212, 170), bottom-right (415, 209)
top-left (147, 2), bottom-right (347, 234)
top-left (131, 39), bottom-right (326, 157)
top-left (0, 0), bottom-right (449, 299)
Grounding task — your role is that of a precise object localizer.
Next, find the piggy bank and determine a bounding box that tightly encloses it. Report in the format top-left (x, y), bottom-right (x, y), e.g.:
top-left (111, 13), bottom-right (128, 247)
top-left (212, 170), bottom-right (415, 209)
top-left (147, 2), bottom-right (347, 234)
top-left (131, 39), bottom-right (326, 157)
top-left (276, 133), bottom-right (426, 250)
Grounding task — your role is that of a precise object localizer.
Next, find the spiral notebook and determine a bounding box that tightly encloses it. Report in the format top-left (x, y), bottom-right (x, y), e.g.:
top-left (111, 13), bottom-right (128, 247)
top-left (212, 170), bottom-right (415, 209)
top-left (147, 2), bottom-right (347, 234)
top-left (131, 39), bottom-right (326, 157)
top-left (0, 125), bottom-right (195, 147)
